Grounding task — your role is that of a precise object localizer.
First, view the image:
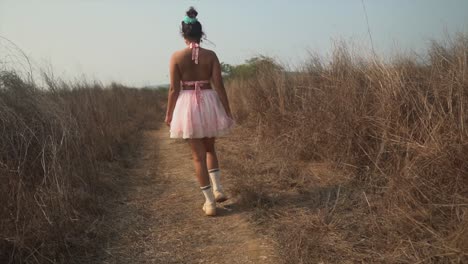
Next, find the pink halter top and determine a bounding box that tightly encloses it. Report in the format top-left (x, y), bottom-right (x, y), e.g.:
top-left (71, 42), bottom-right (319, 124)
top-left (189, 42), bottom-right (200, 64)
top-left (180, 42), bottom-right (209, 106)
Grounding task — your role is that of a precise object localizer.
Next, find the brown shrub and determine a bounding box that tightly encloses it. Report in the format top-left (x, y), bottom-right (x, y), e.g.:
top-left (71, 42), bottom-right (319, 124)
top-left (224, 36), bottom-right (468, 263)
top-left (0, 72), bottom-right (163, 263)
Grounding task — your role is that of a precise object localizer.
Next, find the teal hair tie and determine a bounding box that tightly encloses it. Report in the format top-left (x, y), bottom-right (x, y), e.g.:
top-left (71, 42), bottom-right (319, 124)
top-left (183, 16), bottom-right (198, 24)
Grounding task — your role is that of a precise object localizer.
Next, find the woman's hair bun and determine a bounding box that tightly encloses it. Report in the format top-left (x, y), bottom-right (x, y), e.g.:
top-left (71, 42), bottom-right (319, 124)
top-left (186, 7), bottom-right (198, 18)
top-left (181, 6), bottom-right (204, 41)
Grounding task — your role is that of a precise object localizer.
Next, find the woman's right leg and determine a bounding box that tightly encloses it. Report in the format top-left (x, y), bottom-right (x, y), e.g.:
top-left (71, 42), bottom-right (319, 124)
top-left (203, 138), bottom-right (227, 202)
top-left (203, 137), bottom-right (218, 170)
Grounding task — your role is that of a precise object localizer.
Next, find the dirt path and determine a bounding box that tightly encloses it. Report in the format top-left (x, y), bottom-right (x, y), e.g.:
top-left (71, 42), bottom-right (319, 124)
top-left (99, 127), bottom-right (279, 264)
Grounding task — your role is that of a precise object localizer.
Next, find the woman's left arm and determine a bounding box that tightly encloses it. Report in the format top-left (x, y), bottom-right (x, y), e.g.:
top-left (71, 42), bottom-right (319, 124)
top-left (165, 53), bottom-right (181, 126)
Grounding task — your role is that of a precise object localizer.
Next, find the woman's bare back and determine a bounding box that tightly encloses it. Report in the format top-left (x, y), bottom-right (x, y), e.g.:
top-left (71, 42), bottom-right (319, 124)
top-left (166, 43), bottom-right (231, 128)
top-left (173, 47), bottom-right (216, 81)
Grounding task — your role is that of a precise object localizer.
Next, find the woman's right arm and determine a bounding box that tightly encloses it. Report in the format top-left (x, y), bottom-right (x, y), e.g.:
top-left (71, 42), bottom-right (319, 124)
top-left (211, 53), bottom-right (232, 118)
top-left (165, 53), bottom-right (181, 126)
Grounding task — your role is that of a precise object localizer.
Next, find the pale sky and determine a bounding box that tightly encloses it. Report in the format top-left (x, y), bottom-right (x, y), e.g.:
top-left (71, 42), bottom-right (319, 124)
top-left (1, 0), bottom-right (467, 87)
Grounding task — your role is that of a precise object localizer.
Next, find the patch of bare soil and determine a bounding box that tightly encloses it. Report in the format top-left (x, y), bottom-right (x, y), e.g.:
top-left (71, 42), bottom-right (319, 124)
top-left (96, 127), bottom-right (279, 264)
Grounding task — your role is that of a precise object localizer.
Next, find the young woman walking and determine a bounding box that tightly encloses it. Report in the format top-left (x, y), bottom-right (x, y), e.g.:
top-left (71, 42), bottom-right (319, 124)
top-left (165, 7), bottom-right (234, 216)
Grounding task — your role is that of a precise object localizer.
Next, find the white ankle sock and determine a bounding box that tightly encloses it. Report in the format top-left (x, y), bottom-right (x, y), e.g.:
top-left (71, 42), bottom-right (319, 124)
top-left (208, 169), bottom-right (223, 192)
top-left (200, 185), bottom-right (215, 204)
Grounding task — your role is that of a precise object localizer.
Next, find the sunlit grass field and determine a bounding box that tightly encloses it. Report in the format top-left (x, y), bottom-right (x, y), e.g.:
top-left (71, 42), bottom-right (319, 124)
top-left (223, 35), bottom-right (468, 263)
top-left (1, 34), bottom-right (467, 263)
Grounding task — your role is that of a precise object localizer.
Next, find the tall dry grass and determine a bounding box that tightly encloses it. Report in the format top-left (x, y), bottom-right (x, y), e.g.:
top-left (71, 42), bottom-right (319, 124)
top-left (224, 36), bottom-right (468, 263)
top-left (0, 72), bottom-right (163, 263)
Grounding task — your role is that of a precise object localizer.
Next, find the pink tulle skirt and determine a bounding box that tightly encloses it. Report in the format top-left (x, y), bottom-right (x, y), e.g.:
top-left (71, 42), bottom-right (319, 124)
top-left (170, 89), bottom-right (234, 139)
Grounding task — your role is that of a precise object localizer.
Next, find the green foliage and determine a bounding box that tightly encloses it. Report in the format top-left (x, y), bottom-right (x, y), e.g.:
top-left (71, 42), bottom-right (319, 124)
top-left (220, 62), bottom-right (233, 76)
top-left (222, 56), bottom-right (283, 79)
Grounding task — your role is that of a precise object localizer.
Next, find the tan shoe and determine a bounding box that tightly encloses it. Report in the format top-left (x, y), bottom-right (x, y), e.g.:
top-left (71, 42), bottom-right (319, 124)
top-left (202, 203), bottom-right (216, 216)
top-left (214, 190), bottom-right (228, 203)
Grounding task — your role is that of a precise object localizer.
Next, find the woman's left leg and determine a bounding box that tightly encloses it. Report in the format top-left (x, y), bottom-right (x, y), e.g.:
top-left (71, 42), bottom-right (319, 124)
top-left (188, 138), bottom-right (211, 186)
top-left (188, 138), bottom-right (216, 216)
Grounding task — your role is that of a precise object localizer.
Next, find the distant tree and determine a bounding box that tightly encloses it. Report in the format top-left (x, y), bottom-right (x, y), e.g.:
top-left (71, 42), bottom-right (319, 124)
top-left (220, 62), bottom-right (233, 76)
top-left (223, 56), bottom-right (282, 79)
top-left (245, 56), bottom-right (279, 69)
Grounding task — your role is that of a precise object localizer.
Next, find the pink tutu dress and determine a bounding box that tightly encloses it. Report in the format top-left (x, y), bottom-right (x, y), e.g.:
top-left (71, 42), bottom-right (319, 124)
top-left (169, 43), bottom-right (234, 139)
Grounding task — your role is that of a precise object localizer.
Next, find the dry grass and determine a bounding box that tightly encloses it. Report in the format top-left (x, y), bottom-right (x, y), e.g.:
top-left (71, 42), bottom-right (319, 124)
top-left (223, 35), bottom-right (468, 263)
top-left (0, 72), bottom-right (164, 263)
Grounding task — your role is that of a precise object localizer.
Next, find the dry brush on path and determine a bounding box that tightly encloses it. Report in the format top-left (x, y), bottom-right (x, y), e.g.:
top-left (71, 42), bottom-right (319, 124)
top-left (0, 72), bottom-right (163, 263)
top-left (222, 36), bottom-right (468, 263)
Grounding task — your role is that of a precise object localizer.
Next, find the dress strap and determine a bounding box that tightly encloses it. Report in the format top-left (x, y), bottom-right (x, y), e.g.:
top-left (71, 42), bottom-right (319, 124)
top-left (181, 80), bottom-right (210, 86)
top-left (180, 80), bottom-right (210, 106)
top-left (189, 42), bottom-right (200, 64)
